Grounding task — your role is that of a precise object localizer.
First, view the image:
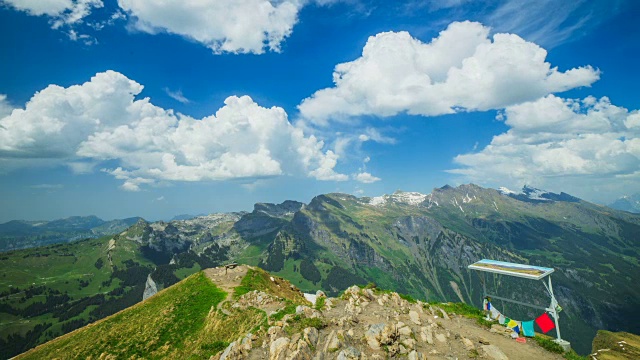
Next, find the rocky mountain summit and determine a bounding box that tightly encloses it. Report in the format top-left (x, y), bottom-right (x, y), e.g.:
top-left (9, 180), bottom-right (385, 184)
top-left (17, 265), bottom-right (583, 360)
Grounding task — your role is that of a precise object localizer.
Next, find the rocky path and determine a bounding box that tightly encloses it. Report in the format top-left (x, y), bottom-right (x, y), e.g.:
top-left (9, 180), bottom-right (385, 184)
top-left (203, 265), bottom-right (249, 315)
top-left (219, 284), bottom-right (567, 360)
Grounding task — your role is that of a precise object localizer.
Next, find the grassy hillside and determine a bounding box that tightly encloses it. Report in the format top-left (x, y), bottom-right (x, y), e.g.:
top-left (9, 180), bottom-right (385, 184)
top-left (16, 267), bottom-right (308, 359)
top-left (591, 331), bottom-right (640, 360)
top-left (0, 236), bottom-right (170, 358)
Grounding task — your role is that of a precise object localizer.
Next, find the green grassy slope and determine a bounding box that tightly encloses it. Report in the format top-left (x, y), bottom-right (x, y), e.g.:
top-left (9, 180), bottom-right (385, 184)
top-left (0, 236), bottom-right (157, 358)
top-left (16, 272), bottom-right (227, 359)
top-left (16, 267), bottom-right (308, 359)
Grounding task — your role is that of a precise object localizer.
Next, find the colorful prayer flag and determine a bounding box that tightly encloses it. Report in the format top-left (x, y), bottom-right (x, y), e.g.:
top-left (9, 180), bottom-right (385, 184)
top-left (522, 320), bottom-right (535, 337)
top-left (503, 317), bottom-right (511, 325)
top-left (535, 313), bottom-right (555, 334)
top-left (498, 314), bottom-right (506, 324)
top-left (507, 319), bottom-right (518, 328)
top-left (490, 307), bottom-right (500, 319)
top-left (513, 321), bottom-right (522, 334)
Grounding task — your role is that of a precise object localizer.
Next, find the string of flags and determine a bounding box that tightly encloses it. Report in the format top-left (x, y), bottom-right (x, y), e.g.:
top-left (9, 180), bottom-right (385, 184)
top-left (483, 297), bottom-right (555, 337)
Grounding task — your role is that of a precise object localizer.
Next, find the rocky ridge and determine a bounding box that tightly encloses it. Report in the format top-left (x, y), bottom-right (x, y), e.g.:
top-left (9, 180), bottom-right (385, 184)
top-left (206, 267), bottom-right (564, 360)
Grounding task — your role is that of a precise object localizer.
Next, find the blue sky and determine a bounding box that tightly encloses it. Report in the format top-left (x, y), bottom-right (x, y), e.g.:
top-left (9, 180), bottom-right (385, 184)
top-left (1, 0), bottom-right (639, 222)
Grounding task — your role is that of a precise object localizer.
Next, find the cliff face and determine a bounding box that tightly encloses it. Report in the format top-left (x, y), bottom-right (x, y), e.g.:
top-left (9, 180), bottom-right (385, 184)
top-left (240, 186), bottom-right (639, 355)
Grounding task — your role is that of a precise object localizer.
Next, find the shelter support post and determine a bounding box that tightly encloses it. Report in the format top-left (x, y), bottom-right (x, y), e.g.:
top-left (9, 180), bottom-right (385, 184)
top-left (542, 275), bottom-right (571, 352)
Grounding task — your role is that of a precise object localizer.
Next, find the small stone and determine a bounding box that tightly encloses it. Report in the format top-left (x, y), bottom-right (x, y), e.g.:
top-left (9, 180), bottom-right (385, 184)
top-left (304, 327), bottom-right (319, 347)
top-left (408, 350), bottom-right (424, 360)
top-left (435, 333), bottom-right (447, 343)
top-left (323, 330), bottom-right (341, 352)
top-left (409, 310), bottom-right (421, 325)
top-left (420, 326), bottom-right (434, 344)
top-left (336, 346), bottom-right (361, 360)
top-left (269, 337), bottom-right (290, 360)
top-left (461, 337), bottom-right (475, 350)
top-left (482, 344), bottom-right (509, 360)
top-left (402, 338), bottom-right (417, 350)
top-left (219, 341), bottom-right (236, 360)
top-left (365, 323), bottom-right (386, 350)
top-left (398, 326), bottom-right (413, 337)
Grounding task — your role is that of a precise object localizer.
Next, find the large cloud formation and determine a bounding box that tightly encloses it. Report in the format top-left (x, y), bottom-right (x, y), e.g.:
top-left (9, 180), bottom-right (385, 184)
top-left (0, 71), bottom-right (348, 190)
top-left (117, 0), bottom-right (302, 54)
top-left (298, 21), bottom-right (600, 124)
top-left (3, 0), bottom-right (103, 28)
top-left (450, 95), bottom-right (640, 198)
top-left (4, 0), bottom-right (316, 54)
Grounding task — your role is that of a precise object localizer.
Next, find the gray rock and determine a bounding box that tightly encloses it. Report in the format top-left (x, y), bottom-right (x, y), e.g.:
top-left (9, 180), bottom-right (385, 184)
top-left (323, 330), bottom-right (341, 352)
top-left (482, 344), bottom-right (509, 360)
top-left (142, 273), bottom-right (158, 300)
top-left (269, 337), bottom-right (290, 360)
top-left (219, 341), bottom-right (236, 360)
top-left (409, 310), bottom-right (421, 325)
top-left (420, 326), bottom-right (433, 344)
top-left (303, 327), bottom-right (319, 347)
top-left (461, 337), bottom-right (475, 350)
top-left (365, 323), bottom-right (386, 350)
top-left (336, 346), bottom-right (361, 360)
top-left (398, 326), bottom-right (413, 337)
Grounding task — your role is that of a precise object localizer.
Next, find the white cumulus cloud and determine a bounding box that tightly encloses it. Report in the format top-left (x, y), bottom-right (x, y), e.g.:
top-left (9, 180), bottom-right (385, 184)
top-left (117, 0), bottom-right (303, 54)
top-left (3, 0), bottom-right (104, 28)
top-left (298, 21), bottom-right (599, 124)
top-left (450, 95), bottom-right (640, 200)
top-left (0, 71), bottom-right (347, 190)
top-left (353, 172), bottom-right (380, 183)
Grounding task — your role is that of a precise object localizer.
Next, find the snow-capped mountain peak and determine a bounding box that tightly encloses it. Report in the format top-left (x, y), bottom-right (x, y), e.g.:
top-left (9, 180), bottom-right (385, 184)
top-left (366, 191), bottom-right (428, 207)
top-left (497, 185), bottom-right (581, 204)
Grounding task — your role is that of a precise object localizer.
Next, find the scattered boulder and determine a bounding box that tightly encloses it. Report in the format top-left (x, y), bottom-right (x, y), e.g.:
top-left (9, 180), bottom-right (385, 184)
top-left (336, 346), bottom-right (361, 360)
top-left (323, 330), bottom-right (342, 353)
top-left (482, 344), bottom-right (509, 360)
top-left (420, 326), bottom-right (434, 344)
top-left (490, 324), bottom-right (514, 337)
top-left (461, 337), bottom-right (475, 351)
top-left (365, 323), bottom-right (397, 350)
top-left (303, 327), bottom-right (319, 347)
top-left (409, 310), bottom-right (421, 325)
top-left (398, 325), bottom-right (413, 337)
top-left (269, 337), bottom-right (290, 360)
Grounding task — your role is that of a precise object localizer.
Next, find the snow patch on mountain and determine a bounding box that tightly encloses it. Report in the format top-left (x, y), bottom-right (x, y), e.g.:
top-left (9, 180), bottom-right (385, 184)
top-left (367, 191), bottom-right (428, 207)
top-left (498, 185), bottom-right (552, 201)
top-left (369, 196), bottom-right (387, 206)
top-left (498, 187), bottom-right (518, 195)
top-left (393, 191), bottom-right (428, 205)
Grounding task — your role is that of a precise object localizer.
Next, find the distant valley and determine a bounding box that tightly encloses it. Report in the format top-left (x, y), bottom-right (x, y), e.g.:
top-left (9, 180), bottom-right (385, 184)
top-left (0, 216), bottom-right (142, 252)
top-left (1, 184), bottom-right (639, 357)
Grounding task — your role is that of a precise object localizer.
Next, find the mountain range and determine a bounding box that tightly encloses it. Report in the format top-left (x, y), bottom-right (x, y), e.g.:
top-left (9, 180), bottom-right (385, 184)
top-left (608, 194), bottom-right (640, 213)
top-left (0, 216), bottom-right (142, 251)
top-left (1, 184), bottom-right (639, 357)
